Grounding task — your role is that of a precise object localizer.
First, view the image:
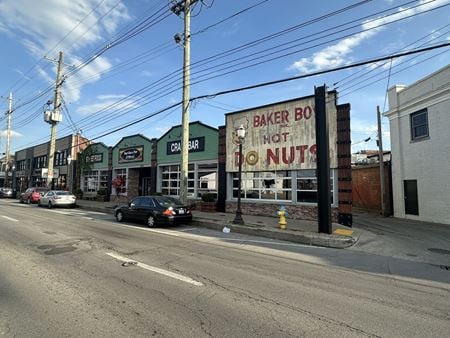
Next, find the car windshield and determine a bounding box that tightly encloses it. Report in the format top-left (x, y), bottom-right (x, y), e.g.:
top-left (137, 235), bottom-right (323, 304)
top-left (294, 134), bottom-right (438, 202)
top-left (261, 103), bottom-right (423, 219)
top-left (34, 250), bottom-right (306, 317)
top-left (154, 196), bottom-right (182, 207)
top-left (55, 191), bottom-right (71, 195)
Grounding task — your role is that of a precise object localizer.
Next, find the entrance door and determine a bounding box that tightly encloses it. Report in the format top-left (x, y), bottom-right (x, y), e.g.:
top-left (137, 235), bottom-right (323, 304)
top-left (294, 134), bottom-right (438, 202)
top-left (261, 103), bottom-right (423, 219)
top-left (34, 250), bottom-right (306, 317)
top-left (142, 177), bottom-right (152, 196)
top-left (404, 180), bottom-right (418, 215)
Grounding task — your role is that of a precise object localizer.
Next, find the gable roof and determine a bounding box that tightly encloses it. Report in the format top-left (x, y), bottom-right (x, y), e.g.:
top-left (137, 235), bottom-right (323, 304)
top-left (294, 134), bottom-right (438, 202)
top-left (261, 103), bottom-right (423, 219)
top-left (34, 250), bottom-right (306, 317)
top-left (157, 121), bottom-right (218, 142)
top-left (112, 134), bottom-right (154, 150)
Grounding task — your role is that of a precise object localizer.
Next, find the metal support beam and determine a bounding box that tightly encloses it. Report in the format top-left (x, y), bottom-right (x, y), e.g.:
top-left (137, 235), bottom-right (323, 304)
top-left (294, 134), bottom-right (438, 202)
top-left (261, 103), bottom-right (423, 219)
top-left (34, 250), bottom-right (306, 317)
top-left (315, 85), bottom-right (332, 234)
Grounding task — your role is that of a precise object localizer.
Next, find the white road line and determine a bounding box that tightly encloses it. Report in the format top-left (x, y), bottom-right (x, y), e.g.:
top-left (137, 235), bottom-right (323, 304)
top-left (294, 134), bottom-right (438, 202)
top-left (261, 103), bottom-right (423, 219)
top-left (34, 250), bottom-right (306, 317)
top-left (113, 222), bottom-right (181, 237)
top-left (2, 215), bottom-right (19, 222)
top-left (105, 252), bottom-right (203, 287)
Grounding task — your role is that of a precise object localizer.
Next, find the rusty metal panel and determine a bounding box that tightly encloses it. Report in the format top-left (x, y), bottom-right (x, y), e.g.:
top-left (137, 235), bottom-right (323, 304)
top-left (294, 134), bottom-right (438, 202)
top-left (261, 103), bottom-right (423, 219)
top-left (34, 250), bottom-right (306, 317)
top-left (226, 93), bottom-right (338, 172)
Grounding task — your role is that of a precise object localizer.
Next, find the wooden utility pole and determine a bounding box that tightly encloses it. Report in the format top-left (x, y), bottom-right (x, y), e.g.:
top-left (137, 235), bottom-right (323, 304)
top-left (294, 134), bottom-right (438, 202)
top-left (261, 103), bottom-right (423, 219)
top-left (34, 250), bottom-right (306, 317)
top-left (171, 0), bottom-right (198, 204)
top-left (5, 92), bottom-right (12, 167)
top-left (377, 105), bottom-right (387, 217)
top-left (46, 51), bottom-right (64, 189)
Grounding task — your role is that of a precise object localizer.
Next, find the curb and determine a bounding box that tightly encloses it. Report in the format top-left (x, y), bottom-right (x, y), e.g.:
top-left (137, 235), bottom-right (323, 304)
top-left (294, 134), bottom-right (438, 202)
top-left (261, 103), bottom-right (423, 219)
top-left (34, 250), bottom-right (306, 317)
top-left (192, 219), bottom-right (356, 249)
top-left (77, 204), bottom-right (356, 249)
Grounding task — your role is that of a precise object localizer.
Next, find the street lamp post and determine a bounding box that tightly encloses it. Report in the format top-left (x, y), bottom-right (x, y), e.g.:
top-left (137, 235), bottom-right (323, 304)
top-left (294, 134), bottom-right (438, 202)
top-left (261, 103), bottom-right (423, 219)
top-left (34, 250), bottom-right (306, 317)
top-left (67, 154), bottom-right (72, 192)
top-left (233, 125), bottom-right (246, 225)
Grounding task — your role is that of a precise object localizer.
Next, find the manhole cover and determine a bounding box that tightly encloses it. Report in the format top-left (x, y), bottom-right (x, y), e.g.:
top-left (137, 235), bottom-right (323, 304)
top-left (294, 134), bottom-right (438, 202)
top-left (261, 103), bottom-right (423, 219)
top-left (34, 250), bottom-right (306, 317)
top-left (427, 248), bottom-right (450, 255)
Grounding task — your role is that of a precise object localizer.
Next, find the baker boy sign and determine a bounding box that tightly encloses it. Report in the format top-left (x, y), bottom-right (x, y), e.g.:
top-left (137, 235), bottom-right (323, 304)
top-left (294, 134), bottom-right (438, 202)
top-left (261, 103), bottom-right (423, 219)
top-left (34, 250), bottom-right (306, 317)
top-left (226, 93), bottom-right (338, 172)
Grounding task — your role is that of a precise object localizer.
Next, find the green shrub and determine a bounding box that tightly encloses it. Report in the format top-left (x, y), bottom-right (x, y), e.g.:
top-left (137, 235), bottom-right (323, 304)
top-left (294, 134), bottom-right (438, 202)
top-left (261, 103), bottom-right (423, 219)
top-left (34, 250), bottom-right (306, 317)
top-left (201, 193), bottom-right (216, 203)
top-left (97, 189), bottom-right (107, 196)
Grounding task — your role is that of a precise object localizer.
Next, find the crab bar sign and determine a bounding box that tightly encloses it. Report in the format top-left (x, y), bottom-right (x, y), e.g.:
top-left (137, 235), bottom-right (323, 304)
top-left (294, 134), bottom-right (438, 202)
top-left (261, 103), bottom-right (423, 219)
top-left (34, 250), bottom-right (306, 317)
top-left (225, 94), bottom-right (338, 172)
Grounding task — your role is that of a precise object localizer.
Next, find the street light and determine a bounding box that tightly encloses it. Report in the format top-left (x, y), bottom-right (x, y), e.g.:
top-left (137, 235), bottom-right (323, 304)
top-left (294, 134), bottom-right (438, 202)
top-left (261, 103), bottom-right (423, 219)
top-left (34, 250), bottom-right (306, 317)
top-left (67, 154), bottom-right (72, 192)
top-left (233, 125), bottom-right (246, 225)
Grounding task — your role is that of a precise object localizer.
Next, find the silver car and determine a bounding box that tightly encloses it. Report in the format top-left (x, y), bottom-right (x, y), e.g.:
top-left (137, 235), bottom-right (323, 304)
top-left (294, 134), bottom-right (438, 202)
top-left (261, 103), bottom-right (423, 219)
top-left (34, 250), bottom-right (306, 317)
top-left (39, 190), bottom-right (77, 208)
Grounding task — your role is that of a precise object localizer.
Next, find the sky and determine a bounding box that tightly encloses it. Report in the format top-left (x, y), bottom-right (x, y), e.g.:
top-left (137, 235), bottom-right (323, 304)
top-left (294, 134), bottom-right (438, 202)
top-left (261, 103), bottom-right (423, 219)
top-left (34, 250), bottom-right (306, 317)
top-left (0, 0), bottom-right (449, 156)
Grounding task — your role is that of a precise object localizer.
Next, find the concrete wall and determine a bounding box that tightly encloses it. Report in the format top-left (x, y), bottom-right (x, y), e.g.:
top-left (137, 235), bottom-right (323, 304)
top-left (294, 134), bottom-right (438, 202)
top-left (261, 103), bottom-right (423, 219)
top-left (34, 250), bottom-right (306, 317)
top-left (386, 65), bottom-right (450, 225)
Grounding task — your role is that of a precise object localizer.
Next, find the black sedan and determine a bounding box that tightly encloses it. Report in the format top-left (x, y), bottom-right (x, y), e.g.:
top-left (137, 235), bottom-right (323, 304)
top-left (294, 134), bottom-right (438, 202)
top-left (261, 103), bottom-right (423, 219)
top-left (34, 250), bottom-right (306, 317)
top-left (114, 195), bottom-right (192, 227)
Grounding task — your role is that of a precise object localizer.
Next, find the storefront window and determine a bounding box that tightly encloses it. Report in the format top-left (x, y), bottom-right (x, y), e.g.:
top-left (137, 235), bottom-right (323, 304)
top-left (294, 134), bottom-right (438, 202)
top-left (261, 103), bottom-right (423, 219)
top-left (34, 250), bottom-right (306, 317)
top-left (113, 169), bottom-right (127, 195)
top-left (296, 170), bottom-right (334, 204)
top-left (83, 171), bottom-right (99, 192)
top-left (232, 171), bottom-right (291, 201)
top-left (160, 164), bottom-right (196, 197)
top-left (197, 163), bottom-right (217, 198)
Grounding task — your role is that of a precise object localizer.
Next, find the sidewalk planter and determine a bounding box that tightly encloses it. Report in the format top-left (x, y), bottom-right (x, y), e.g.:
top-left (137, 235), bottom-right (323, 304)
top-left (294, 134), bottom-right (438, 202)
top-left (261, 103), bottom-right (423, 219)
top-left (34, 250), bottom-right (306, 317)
top-left (200, 192), bottom-right (217, 212)
top-left (95, 189), bottom-right (109, 202)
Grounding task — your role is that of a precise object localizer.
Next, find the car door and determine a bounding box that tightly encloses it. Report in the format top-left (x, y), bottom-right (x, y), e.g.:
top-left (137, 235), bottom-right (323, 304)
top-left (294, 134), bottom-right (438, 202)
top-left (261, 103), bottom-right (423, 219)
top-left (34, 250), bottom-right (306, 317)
top-left (125, 197), bottom-right (142, 221)
top-left (41, 191), bottom-right (51, 205)
top-left (135, 197), bottom-right (155, 221)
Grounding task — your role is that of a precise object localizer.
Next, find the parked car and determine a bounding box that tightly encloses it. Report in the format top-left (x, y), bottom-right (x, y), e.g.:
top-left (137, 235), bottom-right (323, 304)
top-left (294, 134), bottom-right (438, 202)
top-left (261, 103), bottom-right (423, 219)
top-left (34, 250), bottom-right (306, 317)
top-left (39, 190), bottom-right (77, 208)
top-left (0, 187), bottom-right (14, 198)
top-left (114, 195), bottom-right (192, 228)
top-left (19, 187), bottom-right (49, 204)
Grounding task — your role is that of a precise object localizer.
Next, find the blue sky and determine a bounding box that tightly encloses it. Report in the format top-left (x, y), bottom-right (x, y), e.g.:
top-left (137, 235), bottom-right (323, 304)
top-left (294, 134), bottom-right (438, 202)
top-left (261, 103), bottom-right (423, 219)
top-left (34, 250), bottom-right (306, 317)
top-left (0, 0), bottom-right (449, 155)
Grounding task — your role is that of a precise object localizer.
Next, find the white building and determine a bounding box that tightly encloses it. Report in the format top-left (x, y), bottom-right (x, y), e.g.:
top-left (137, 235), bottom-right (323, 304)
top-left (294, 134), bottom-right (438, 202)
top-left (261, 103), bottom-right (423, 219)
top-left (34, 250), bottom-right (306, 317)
top-left (385, 64), bottom-right (450, 225)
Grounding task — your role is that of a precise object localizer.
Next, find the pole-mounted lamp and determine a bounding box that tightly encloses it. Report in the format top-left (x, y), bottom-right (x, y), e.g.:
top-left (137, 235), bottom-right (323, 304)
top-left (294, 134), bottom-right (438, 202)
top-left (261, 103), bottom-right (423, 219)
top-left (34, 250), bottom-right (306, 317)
top-left (67, 154), bottom-right (72, 192)
top-left (233, 125), bottom-right (246, 225)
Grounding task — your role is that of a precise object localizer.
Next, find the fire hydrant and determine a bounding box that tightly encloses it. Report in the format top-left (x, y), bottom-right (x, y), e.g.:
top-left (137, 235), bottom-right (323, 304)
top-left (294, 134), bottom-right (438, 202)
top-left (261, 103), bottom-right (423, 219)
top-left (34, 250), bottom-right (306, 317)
top-left (277, 205), bottom-right (288, 230)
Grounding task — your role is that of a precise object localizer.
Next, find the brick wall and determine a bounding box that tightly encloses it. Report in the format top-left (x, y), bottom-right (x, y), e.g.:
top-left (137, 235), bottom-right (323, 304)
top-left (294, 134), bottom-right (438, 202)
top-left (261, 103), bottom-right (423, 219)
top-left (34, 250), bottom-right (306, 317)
top-left (127, 168), bottom-right (140, 201)
top-left (226, 201), bottom-right (339, 222)
top-left (336, 103), bottom-right (352, 226)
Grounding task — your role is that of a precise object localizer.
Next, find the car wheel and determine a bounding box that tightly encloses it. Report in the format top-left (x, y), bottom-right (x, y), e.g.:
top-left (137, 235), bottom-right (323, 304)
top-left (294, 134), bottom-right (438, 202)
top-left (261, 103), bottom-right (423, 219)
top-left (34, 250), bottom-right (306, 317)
top-left (147, 215), bottom-right (156, 228)
top-left (115, 211), bottom-right (124, 222)
top-left (48, 201), bottom-right (52, 209)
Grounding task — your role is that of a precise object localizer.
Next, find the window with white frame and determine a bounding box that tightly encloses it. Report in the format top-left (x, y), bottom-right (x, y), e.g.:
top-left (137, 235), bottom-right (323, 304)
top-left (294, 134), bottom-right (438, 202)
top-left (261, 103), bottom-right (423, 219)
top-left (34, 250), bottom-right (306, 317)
top-left (83, 170), bottom-right (99, 192)
top-left (160, 164), bottom-right (194, 197)
top-left (296, 169), bottom-right (334, 204)
top-left (232, 171), bottom-right (292, 201)
top-left (197, 163), bottom-right (218, 198)
top-left (113, 169), bottom-right (127, 195)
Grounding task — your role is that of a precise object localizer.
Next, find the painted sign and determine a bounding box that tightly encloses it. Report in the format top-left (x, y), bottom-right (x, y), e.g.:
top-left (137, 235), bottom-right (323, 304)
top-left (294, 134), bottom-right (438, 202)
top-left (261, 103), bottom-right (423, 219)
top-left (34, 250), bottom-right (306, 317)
top-left (166, 137), bottom-right (205, 155)
top-left (119, 146), bottom-right (144, 163)
top-left (225, 94), bottom-right (338, 172)
top-left (85, 153), bottom-right (103, 164)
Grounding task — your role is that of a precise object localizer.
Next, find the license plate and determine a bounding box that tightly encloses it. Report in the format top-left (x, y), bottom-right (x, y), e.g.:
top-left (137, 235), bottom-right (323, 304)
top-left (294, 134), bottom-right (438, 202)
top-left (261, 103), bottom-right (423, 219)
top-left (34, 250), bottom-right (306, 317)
top-left (178, 209), bottom-right (185, 214)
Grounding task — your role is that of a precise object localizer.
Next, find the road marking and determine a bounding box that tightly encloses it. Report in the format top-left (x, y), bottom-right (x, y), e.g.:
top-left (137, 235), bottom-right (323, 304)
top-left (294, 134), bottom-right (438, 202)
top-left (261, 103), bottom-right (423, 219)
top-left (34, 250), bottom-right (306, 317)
top-left (113, 222), bottom-right (181, 237)
top-left (1, 215), bottom-right (19, 222)
top-left (334, 229), bottom-right (353, 236)
top-left (105, 252), bottom-right (203, 286)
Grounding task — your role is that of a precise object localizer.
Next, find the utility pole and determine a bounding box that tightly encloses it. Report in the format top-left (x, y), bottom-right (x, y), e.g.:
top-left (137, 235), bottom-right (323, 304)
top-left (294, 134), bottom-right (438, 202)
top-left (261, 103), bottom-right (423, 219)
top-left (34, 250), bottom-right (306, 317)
top-left (5, 92), bottom-right (12, 167)
top-left (171, 0), bottom-right (198, 205)
top-left (377, 105), bottom-right (387, 217)
top-left (46, 51), bottom-right (64, 189)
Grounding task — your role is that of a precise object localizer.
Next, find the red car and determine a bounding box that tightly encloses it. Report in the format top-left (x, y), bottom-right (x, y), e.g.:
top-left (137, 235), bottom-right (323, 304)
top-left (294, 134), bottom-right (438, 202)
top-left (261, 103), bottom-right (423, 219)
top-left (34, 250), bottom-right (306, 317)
top-left (19, 187), bottom-right (49, 204)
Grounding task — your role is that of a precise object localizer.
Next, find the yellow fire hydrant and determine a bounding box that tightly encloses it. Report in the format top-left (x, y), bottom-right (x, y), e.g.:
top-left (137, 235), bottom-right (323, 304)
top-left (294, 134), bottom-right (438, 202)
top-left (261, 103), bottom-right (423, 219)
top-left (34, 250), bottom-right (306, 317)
top-left (277, 205), bottom-right (288, 230)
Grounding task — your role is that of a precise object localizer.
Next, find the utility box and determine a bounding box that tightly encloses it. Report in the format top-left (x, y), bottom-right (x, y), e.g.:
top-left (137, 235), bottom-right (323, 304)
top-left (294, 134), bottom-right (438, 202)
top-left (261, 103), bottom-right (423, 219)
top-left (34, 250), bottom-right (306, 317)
top-left (44, 110), bottom-right (63, 123)
top-left (44, 110), bottom-right (52, 123)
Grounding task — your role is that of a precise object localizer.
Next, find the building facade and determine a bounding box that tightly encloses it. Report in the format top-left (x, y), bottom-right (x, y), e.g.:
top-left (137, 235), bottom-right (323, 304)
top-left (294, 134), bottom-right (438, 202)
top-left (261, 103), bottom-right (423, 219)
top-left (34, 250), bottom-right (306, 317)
top-left (222, 92), bottom-right (352, 224)
top-left (79, 142), bottom-right (111, 199)
top-left (111, 134), bottom-right (155, 199)
top-left (13, 134), bottom-right (89, 192)
top-left (156, 121), bottom-right (219, 200)
top-left (385, 64), bottom-right (450, 225)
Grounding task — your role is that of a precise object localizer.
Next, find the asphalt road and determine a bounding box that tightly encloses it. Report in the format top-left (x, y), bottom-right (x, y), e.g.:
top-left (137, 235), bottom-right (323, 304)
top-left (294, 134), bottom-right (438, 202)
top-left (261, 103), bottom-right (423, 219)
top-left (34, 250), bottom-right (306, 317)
top-left (0, 199), bottom-right (449, 337)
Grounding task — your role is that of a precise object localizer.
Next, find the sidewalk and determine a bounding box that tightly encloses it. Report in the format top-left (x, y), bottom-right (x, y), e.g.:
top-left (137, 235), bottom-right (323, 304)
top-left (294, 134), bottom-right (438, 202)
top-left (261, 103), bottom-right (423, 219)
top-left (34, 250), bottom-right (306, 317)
top-left (75, 199), bottom-right (357, 249)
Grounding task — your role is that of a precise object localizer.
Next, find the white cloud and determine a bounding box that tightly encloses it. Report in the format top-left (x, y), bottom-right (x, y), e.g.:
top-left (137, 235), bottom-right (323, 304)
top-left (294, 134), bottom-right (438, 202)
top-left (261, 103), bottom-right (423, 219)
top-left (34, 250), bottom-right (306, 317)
top-left (140, 70), bottom-right (153, 77)
top-left (290, 0), bottom-right (446, 73)
top-left (0, 0), bottom-right (130, 103)
top-left (0, 130), bottom-right (23, 137)
top-left (154, 126), bottom-right (170, 135)
top-left (76, 94), bottom-right (139, 115)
